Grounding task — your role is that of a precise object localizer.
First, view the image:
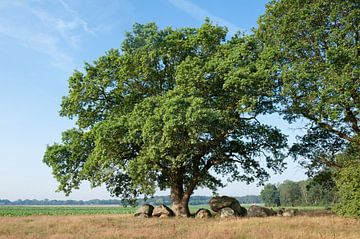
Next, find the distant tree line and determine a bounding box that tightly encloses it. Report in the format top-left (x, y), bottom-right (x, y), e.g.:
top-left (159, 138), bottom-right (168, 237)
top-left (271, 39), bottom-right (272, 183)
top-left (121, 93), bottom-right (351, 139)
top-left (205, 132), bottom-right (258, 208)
top-left (260, 176), bottom-right (338, 207)
top-left (0, 195), bottom-right (260, 206)
top-left (140, 195), bottom-right (261, 206)
top-left (0, 199), bottom-right (120, 206)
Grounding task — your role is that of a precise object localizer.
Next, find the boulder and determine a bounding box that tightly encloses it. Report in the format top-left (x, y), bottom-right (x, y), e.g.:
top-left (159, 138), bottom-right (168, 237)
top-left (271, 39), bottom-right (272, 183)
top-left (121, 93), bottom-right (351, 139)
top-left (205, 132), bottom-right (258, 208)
top-left (238, 206), bottom-right (248, 217)
top-left (277, 208), bottom-right (298, 217)
top-left (282, 208), bottom-right (298, 217)
top-left (195, 208), bottom-right (212, 218)
top-left (277, 208), bottom-right (286, 216)
top-left (209, 196), bottom-right (236, 212)
top-left (152, 204), bottom-right (175, 217)
top-left (220, 207), bottom-right (236, 218)
top-left (209, 196), bottom-right (247, 217)
top-left (134, 204), bottom-right (154, 217)
top-left (247, 205), bottom-right (276, 217)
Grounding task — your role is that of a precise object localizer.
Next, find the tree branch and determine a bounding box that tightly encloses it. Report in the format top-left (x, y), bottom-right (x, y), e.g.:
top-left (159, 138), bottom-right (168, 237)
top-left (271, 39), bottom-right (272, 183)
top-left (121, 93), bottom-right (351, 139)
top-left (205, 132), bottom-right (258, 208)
top-left (345, 107), bottom-right (360, 133)
top-left (302, 112), bottom-right (358, 144)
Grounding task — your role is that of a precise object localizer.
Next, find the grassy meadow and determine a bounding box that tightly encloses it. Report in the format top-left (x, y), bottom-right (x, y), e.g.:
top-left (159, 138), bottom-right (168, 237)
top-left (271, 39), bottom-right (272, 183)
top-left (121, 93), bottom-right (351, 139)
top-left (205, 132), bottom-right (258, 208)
top-left (0, 205), bottom-right (359, 239)
top-left (0, 213), bottom-right (359, 239)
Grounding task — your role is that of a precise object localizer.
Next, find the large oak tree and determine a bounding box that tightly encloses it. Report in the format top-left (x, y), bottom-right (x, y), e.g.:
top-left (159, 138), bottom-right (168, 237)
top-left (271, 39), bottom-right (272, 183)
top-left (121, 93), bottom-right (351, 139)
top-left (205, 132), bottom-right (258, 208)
top-left (44, 21), bottom-right (287, 217)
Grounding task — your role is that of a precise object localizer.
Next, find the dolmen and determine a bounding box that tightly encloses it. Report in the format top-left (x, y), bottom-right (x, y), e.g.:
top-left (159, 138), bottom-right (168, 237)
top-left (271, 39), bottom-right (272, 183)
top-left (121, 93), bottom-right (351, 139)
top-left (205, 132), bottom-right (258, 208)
top-left (209, 196), bottom-right (247, 218)
top-left (134, 204), bottom-right (175, 218)
top-left (134, 197), bottom-right (296, 219)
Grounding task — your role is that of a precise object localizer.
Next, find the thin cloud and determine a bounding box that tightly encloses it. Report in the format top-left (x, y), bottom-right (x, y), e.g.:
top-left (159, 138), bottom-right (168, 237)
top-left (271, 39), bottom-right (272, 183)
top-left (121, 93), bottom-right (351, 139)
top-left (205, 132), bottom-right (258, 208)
top-left (0, 0), bottom-right (94, 71)
top-left (168, 0), bottom-right (241, 35)
top-left (0, 22), bottom-right (73, 70)
top-left (58, 0), bottom-right (95, 35)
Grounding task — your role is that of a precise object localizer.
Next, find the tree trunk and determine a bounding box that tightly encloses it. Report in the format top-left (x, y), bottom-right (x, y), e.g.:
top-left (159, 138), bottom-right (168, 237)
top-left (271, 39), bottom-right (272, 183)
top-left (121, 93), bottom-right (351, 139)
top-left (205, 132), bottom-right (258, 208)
top-left (170, 180), bottom-right (191, 217)
top-left (172, 196), bottom-right (190, 217)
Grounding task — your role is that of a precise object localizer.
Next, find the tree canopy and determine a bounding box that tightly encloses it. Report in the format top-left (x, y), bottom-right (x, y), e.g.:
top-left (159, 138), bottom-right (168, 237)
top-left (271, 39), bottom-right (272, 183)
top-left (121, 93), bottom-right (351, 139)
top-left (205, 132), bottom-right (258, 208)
top-left (260, 183), bottom-right (280, 207)
top-left (44, 21), bottom-right (287, 216)
top-left (257, 0), bottom-right (359, 170)
top-left (257, 0), bottom-right (359, 218)
top-left (258, 0), bottom-right (359, 142)
top-left (278, 180), bottom-right (302, 206)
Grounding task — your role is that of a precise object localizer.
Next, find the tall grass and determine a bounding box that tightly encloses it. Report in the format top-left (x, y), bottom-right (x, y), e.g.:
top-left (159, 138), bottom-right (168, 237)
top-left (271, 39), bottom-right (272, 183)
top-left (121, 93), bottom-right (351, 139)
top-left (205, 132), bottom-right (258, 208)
top-left (0, 214), bottom-right (359, 239)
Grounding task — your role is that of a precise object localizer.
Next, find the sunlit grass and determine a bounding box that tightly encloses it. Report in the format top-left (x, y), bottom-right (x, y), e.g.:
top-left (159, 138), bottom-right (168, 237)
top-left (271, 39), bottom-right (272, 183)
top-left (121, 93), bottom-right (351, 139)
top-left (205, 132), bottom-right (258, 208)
top-left (0, 214), bottom-right (359, 239)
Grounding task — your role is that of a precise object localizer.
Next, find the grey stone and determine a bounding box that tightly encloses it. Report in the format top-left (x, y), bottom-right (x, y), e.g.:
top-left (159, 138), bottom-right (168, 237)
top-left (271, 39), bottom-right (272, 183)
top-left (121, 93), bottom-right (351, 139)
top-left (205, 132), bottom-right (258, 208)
top-left (247, 205), bottom-right (277, 217)
top-left (195, 208), bottom-right (212, 218)
top-left (220, 207), bottom-right (236, 218)
top-left (282, 208), bottom-right (298, 217)
top-left (209, 196), bottom-right (237, 212)
top-left (134, 204), bottom-right (154, 217)
top-left (209, 196), bottom-right (247, 217)
top-left (152, 204), bottom-right (175, 217)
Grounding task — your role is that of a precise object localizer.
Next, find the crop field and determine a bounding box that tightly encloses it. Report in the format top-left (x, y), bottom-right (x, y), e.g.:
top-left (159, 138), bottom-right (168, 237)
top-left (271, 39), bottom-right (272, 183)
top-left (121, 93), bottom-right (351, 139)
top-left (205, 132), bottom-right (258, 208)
top-left (0, 206), bottom-right (136, 217)
top-left (0, 205), bottom-right (213, 217)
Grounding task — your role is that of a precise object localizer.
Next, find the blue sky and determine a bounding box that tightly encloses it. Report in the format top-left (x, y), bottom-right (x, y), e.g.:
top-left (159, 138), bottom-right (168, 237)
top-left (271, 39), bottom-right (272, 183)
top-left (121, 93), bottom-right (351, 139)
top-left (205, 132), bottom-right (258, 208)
top-left (0, 0), bottom-right (307, 201)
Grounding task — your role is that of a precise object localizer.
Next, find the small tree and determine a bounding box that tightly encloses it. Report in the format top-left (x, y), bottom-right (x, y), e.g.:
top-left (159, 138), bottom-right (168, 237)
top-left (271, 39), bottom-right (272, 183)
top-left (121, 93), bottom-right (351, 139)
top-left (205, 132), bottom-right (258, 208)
top-left (260, 184), bottom-right (280, 207)
top-left (44, 21), bottom-right (287, 217)
top-left (305, 171), bottom-right (338, 206)
top-left (278, 180), bottom-right (302, 206)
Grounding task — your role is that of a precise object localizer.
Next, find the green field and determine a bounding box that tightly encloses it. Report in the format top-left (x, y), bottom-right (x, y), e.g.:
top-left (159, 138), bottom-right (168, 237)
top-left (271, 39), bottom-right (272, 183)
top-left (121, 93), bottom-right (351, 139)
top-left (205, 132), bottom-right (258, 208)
top-left (0, 205), bottom-right (329, 217)
top-left (0, 206), bottom-right (136, 217)
top-left (0, 205), bottom-right (211, 217)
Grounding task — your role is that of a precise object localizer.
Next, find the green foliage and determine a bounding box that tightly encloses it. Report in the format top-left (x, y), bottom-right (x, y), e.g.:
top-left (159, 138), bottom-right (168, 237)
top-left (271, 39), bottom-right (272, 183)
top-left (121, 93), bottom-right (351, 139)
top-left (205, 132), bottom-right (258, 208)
top-left (334, 146), bottom-right (360, 218)
top-left (304, 171), bottom-right (338, 206)
top-left (262, 176), bottom-right (337, 207)
top-left (257, 0), bottom-right (360, 218)
top-left (278, 180), bottom-right (302, 206)
top-left (44, 20), bottom-right (287, 211)
top-left (257, 0), bottom-right (360, 146)
top-left (260, 183), bottom-right (280, 206)
top-left (289, 127), bottom-right (347, 176)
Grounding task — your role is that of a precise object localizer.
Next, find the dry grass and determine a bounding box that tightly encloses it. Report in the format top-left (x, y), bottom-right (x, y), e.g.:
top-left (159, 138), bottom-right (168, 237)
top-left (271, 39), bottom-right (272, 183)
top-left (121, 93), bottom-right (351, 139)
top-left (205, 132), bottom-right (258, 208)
top-left (0, 214), bottom-right (359, 239)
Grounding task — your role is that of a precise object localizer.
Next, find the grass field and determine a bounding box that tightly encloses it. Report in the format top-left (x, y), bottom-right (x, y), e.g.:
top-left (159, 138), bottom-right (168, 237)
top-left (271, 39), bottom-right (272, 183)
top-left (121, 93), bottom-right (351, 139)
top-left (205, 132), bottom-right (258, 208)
top-left (0, 206), bottom-right (136, 217)
top-left (0, 205), bottom-right (211, 217)
top-left (0, 213), bottom-right (359, 239)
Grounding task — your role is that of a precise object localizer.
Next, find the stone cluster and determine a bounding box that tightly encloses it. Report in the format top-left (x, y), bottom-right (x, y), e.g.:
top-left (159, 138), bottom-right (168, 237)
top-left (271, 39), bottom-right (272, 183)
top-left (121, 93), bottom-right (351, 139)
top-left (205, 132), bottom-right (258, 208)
top-left (134, 204), bottom-right (175, 218)
top-left (134, 196), bottom-right (299, 219)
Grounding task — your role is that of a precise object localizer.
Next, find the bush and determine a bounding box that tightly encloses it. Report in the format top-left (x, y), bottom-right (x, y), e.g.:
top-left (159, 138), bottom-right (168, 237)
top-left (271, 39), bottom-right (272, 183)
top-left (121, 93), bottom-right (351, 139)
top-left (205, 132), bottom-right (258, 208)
top-left (334, 152), bottom-right (360, 218)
